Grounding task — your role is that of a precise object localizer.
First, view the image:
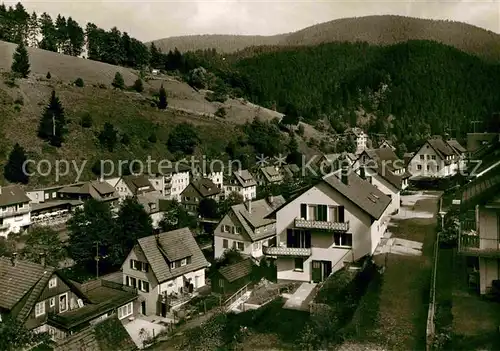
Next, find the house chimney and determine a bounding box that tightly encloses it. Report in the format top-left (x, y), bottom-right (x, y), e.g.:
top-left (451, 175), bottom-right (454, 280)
top-left (246, 199), bottom-right (252, 213)
top-left (39, 253), bottom-right (46, 267)
top-left (341, 166), bottom-right (349, 185)
top-left (11, 252), bottom-right (17, 266)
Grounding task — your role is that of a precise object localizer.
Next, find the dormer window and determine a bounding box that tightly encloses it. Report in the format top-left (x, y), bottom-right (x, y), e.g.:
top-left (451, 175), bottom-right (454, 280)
top-left (49, 277), bottom-right (57, 288)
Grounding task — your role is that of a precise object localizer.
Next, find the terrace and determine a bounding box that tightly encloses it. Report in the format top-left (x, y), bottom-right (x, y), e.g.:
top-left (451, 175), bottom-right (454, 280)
top-left (294, 218), bottom-right (349, 232)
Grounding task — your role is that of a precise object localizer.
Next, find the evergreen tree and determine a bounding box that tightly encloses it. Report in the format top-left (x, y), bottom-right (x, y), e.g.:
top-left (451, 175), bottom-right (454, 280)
top-left (132, 78), bottom-right (144, 92)
top-left (112, 72), bottom-right (125, 89)
top-left (11, 41), bottom-right (30, 78)
top-left (38, 90), bottom-right (66, 146)
top-left (4, 143), bottom-right (29, 184)
top-left (158, 84), bottom-right (168, 109)
top-left (150, 42), bottom-right (163, 68)
top-left (98, 122), bottom-right (118, 151)
top-left (38, 12), bottom-right (57, 52)
top-left (27, 11), bottom-right (38, 47)
top-left (65, 17), bottom-right (85, 56)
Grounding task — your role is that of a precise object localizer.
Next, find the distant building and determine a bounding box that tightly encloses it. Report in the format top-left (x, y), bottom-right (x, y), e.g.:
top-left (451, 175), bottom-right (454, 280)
top-left (345, 127), bottom-right (368, 154)
top-left (148, 164), bottom-right (191, 201)
top-left (211, 258), bottom-right (255, 295)
top-left (255, 166), bottom-right (284, 186)
top-left (214, 195), bottom-right (286, 259)
top-left (106, 174), bottom-right (158, 201)
top-left (224, 170), bottom-right (257, 200)
top-left (181, 178), bottom-right (221, 214)
top-left (0, 185), bottom-right (31, 237)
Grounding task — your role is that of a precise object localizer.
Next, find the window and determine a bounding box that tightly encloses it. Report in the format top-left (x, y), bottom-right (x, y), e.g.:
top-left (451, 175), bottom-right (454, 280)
top-left (426, 155), bottom-right (430, 160)
top-left (436, 166), bottom-right (440, 171)
top-left (118, 302), bottom-right (133, 320)
top-left (218, 279), bottom-right (224, 288)
top-left (316, 205), bottom-right (327, 221)
top-left (234, 226), bottom-right (242, 234)
top-left (49, 297), bottom-right (55, 308)
top-left (181, 258), bottom-right (187, 266)
top-left (287, 229), bottom-right (311, 248)
top-left (237, 242), bottom-right (244, 251)
top-left (52, 192), bottom-right (56, 199)
top-left (44, 193), bottom-right (49, 200)
top-left (294, 258), bottom-right (304, 271)
top-left (253, 242), bottom-right (261, 250)
top-left (333, 233), bottom-right (353, 247)
top-left (139, 280), bottom-right (150, 292)
top-left (223, 239), bottom-right (228, 248)
top-left (35, 301), bottom-right (45, 317)
top-left (48, 277), bottom-right (57, 288)
top-left (59, 294), bottom-right (68, 312)
top-left (417, 165), bottom-right (422, 170)
top-left (420, 155), bottom-right (424, 160)
top-left (130, 277), bottom-right (137, 288)
top-left (431, 155), bottom-right (436, 160)
top-left (222, 225), bottom-right (229, 233)
top-left (427, 165), bottom-right (430, 171)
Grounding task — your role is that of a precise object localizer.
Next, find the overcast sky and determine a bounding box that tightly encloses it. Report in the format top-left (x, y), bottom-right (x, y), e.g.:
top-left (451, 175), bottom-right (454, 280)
top-left (9, 0), bottom-right (500, 42)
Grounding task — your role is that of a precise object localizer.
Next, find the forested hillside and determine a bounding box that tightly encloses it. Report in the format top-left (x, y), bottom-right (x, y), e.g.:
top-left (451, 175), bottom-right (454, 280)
top-left (152, 15), bottom-right (500, 62)
top-left (224, 40), bottom-right (500, 151)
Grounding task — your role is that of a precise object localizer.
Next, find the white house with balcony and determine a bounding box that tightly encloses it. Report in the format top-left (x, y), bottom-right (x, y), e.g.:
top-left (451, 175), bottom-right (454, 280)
top-left (263, 170), bottom-right (391, 283)
top-left (213, 195), bottom-right (286, 259)
top-left (148, 164), bottom-right (190, 201)
top-left (457, 156), bottom-right (500, 295)
top-left (0, 185), bottom-right (31, 237)
top-left (345, 127), bottom-right (369, 155)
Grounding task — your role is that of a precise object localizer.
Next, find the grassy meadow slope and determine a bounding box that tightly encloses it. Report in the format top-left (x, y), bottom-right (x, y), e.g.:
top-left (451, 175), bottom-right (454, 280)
top-left (0, 41), bottom-right (322, 186)
top-left (152, 15), bottom-right (500, 61)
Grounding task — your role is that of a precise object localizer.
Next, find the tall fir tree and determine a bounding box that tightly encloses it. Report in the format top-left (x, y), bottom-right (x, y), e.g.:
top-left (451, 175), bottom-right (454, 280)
top-left (112, 72), bottom-right (124, 89)
top-left (38, 12), bottom-right (57, 52)
top-left (38, 90), bottom-right (66, 147)
top-left (158, 84), bottom-right (168, 109)
top-left (11, 41), bottom-right (30, 78)
top-left (4, 143), bottom-right (29, 184)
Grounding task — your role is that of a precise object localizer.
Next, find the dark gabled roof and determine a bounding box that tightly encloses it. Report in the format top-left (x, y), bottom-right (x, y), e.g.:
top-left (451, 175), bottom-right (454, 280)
top-left (281, 164), bottom-right (301, 178)
top-left (53, 316), bottom-right (137, 351)
top-left (58, 181), bottom-right (118, 201)
top-left (362, 165), bottom-right (402, 190)
top-left (230, 196), bottom-right (286, 241)
top-left (322, 171), bottom-right (392, 220)
top-left (260, 166), bottom-right (284, 183)
top-left (425, 137), bottom-right (456, 159)
top-left (446, 139), bottom-right (466, 154)
top-left (360, 148), bottom-right (403, 171)
top-left (232, 170), bottom-right (257, 188)
top-left (137, 228), bottom-right (209, 283)
top-left (0, 185), bottom-right (30, 207)
top-left (188, 178), bottom-right (220, 197)
top-left (0, 257), bottom-right (55, 311)
top-left (218, 258), bottom-right (254, 283)
top-left (122, 175), bottom-right (155, 195)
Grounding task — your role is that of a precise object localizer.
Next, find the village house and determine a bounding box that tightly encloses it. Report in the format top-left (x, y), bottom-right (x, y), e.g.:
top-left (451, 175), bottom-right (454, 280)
top-left (457, 159), bottom-right (500, 295)
top-left (407, 136), bottom-right (466, 178)
top-left (214, 195), bottom-right (286, 259)
top-left (281, 164), bottom-right (302, 180)
top-left (148, 163), bottom-right (191, 201)
top-left (0, 185), bottom-right (31, 237)
top-left (105, 174), bottom-right (158, 201)
top-left (121, 228), bottom-right (209, 317)
top-left (378, 139), bottom-right (396, 151)
top-left (181, 178), bottom-right (221, 214)
top-left (354, 165), bottom-right (402, 214)
top-left (211, 258), bottom-right (256, 295)
top-left (191, 159), bottom-right (225, 190)
top-left (354, 147), bottom-right (410, 190)
top-left (0, 256), bottom-right (85, 335)
top-left (345, 127), bottom-right (369, 154)
top-left (224, 170), bottom-right (257, 200)
top-left (263, 170), bottom-right (391, 283)
top-left (315, 152), bottom-right (356, 174)
top-left (255, 166), bottom-right (284, 186)
top-left (136, 192), bottom-right (164, 229)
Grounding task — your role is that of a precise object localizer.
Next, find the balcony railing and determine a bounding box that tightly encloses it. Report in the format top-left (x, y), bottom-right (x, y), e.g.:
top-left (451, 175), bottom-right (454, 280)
top-left (262, 246), bottom-right (312, 257)
top-left (458, 219), bottom-right (500, 257)
top-left (0, 207), bottom-right (30, 218)
top-left (295, 218), bottom-right (349, 232)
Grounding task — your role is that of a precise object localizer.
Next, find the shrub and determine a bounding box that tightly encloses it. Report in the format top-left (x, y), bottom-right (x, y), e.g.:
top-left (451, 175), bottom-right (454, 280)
top-left (132, 78), bottom-right (144, 92)
top-left (112, 72), bottom-right (125, 89)
top-left (80, 114), bottom-right (93, 128)
top-left (74, 78), bottom-right (84, 87)
top-left (4, 75), bottom-right (18, 88)
top-left (46, 71), bottom-right (51, 79)
top-left (215, 107), bottom-right (226, 118)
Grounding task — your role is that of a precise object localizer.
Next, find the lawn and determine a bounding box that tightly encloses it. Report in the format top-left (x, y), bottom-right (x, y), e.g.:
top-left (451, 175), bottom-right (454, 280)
top-left (345, 194), bottom-right (439, 349)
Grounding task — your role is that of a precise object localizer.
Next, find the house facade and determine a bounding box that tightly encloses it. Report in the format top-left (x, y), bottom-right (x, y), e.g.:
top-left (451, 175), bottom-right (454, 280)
top-left (181, 178), bottom-right (221, 213)
top-left (458, 159), bottom-right (500, 295)
top-left (255, 166), bottom-right (284, 186)
top-left (121, 228), bottom-right (209, 316)
top-left (264, 171), bottom-right (391, 283)
top-left (224, 170), bottom-right (257, 200)
top-left (0, 185), bottom-right (31, 237)
top-left (148, 164), bottom-right (191, 201)
top-left (408, 137), bottom-right (465, 178)
top-left (105, 174), bottom-right (157, 201)
top-left (345, 127), bottom-right (369, 154)
top-left (214, 196), bottom-right (286, 259)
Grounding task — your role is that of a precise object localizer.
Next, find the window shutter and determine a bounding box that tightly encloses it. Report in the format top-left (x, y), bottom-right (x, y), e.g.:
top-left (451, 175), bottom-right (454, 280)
top-left (144, 281), bottom-right (150, 292)
top-left (287, 229), bottom-right (293, 248)
top-left (145, 263), bottom-right (149, 272)
top-left (300, 204), bottom-right (307, 219)
top-left (338, 206), bottom-right (345, 223)
top-left (138, 261), bottom-right (143, 271)
top-left (130, 259), bottom-right (133, 269)
top-left (305, 231), bottom-right (311, 248)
